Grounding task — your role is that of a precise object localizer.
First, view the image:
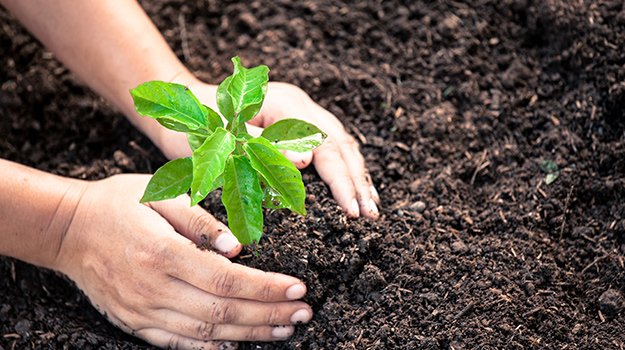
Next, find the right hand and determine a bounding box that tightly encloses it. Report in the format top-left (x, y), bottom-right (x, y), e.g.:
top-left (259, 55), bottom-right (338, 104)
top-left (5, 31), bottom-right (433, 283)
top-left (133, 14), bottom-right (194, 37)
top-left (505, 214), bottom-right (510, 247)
top-left (52, 174), bottom-right (312, 349)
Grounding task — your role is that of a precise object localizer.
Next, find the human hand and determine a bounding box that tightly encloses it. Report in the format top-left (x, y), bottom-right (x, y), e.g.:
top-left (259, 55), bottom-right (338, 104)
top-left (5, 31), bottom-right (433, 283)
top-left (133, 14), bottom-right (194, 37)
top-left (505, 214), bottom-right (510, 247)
top-left (157, 81), bottom-right (380, 220)
top-left (53, 174), bottom-right (312, 349)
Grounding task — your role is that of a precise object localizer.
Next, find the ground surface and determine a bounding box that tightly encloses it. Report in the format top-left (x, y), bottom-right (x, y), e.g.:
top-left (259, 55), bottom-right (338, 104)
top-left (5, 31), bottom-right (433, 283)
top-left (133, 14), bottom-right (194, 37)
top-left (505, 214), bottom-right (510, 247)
top-left (1, 0), bottom-right (625, 349)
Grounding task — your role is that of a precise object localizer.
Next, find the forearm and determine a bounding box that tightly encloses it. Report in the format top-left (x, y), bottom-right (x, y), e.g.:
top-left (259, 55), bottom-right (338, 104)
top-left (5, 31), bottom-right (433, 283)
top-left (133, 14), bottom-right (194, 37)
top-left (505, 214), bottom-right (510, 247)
top-left (0, 159), bottom-right (85, 270)
top-left (0, 0), bottom-right (200, 141)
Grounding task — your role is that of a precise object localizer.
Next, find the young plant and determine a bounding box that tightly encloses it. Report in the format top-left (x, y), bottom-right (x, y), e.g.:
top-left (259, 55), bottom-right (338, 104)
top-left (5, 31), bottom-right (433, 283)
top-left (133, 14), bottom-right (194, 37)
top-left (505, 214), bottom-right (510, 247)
top-left (130, 57), bottom-right (326, 245)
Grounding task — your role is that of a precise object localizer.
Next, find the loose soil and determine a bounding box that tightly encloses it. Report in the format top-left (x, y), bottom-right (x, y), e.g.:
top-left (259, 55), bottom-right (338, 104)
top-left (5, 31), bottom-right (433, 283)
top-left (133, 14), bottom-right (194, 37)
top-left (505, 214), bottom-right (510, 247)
top-left (1, 0), bottom-right (625, 349)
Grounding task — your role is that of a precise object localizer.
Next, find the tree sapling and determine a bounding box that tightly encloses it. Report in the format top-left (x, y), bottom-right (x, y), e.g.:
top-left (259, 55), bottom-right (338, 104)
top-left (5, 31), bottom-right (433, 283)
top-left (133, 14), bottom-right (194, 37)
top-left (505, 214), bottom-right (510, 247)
top-left (130, 57), bottom-right (326, 245)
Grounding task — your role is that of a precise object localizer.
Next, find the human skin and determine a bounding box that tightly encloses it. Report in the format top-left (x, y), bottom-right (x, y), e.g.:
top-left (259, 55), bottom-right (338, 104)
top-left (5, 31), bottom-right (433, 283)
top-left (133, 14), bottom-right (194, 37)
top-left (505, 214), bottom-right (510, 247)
top-left (0, 0), bottom-right (380, 348)
top-left (0, 159), bottom-right (310, 349)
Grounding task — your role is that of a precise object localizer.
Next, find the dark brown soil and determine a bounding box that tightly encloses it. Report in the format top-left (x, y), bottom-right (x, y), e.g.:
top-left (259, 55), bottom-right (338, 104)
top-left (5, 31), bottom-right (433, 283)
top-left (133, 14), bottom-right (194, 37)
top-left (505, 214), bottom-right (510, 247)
top-left (2, 0), bottom-right (625, 349)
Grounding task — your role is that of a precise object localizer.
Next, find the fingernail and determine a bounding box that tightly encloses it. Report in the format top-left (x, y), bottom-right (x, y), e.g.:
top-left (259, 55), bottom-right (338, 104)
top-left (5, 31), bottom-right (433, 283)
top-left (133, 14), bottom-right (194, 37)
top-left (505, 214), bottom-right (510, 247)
top-left (213, 232), bottom-right (239, 253)
top-left (272, 325), bottom-right (294, 339)
top-left (290, 309), bottom-right (312, 324)
top-left (351, 198), bottom-right (360, 217)
top-left (370, 185), bottom-right (379, 200)
top-left (286, 283), bottom-right (306, 300)
top-left (369, 198), bottom-right (379, 216)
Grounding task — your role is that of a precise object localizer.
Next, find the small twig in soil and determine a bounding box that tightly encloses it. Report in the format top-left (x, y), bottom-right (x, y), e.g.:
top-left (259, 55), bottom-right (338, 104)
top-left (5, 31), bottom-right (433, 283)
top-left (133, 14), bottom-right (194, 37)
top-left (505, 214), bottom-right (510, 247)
top-left (559, 185), bottom-right (574, 240)
top-left (178, 13), bottom-right (190, 62)
top-left (581, 254), bottom-right (609, 274)
top-left (454, 301), bottom-right (475, 320)
top-left (355, 329), bottom-right (364, 347)
top-left (350, 124), bottom-right (367, 144)
top-left (470, 150), bottom-right (488, 187)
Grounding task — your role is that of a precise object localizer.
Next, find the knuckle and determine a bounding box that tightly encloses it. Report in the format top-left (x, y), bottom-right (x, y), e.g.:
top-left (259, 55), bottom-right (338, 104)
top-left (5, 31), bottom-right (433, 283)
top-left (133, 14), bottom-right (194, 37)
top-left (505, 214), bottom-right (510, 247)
top-left (196, 321), bottom-right (218, 341)
top-left (134, 239), bottom-right (172, 270)
top-left (259, 277), bottom-right (274, 301)
top-left (358, 173), bottom-right (372, 189)
top-left (243, 326), bottom-right (261, 341)
top-left (211, 300), bottom-right (236, 324)
top-left (266, 306), bottom-right (280, 326)
top-left (321, 137), bottom-right (340, 151)
top-left (187, 212), bottom-right (215, 237)
top-left (167, 334), bottom-right (182, 349)
top-left (213, 270), bottom-right (237, 295)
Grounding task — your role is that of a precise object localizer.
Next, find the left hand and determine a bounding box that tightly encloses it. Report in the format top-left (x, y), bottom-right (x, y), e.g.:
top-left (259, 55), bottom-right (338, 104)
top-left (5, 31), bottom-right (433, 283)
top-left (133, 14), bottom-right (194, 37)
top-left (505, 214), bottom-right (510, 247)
top-left (153, 81), bottom-right (380, 220)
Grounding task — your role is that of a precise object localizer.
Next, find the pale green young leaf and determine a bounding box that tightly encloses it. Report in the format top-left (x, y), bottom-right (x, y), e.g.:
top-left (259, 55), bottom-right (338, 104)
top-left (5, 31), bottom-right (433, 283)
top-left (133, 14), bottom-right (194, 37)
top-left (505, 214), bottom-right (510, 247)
top-left (130, 81), bottom-right (207, 129)
top-left (260, 119), bottom-right (327, 152)
top-left (190, 128), bottom-right (235, 206)
top-left (140, 157), bottom-right (193, 203)
top-left (222, 155), bottom-right (263, 244)
top-left (228, 57), bottom-right (269, 127)
top-left (244, 137), bottom-right (306, 215)
top-left (546, 172), bottom-right (559, 185)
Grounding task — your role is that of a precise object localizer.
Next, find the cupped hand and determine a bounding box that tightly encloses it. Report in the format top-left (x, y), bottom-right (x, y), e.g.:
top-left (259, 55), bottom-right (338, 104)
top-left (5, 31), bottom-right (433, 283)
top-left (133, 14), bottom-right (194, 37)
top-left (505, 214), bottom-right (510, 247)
top-left (53, 174), bottom-right (312, 349)
top-left (159, 81), bottom-right (380, 220)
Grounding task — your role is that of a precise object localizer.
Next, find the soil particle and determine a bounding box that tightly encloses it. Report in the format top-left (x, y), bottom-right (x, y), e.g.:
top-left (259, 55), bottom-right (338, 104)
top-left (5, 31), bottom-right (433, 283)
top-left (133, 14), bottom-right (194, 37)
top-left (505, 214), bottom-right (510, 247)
top-left (14, 319), bottom-right (31, 335)
top-left (500, 59), bottom-right (532, 89)
top-left (598, 289), bottom-right (624, 317)
top-left (451, 241), bottom-right (469, 255)
top-left (409, 200), bottom-right (426, 213)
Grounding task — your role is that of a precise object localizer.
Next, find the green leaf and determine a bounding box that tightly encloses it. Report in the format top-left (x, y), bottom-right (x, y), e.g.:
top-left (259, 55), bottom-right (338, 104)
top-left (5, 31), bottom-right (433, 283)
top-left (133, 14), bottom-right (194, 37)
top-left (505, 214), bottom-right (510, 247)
top-left (209, 173), bottom-right (225, 191)
top-left (157, 118), bottom-right (212, 138)
top-left (222, 155), bottom-right (263, 244)
top-left (204, 104), bottom-right (225, 132)
top-left (540, 160), bottom-right (559, 173)
top-left (235, 121), bottom-right (248, 135)
top-left (190, 128), bottom-right (235, 206)
top-left (216, 76), bottom-right (234, 125)
top-left (187, 133), bottom-right (206, 152)
top-left (257, 172), bottom-right (289, 210)
top-left (228, 57), bottom-right (269, 127)
top-left (545, 172), bottom-right (559, 185)
top-left (130, 81), bottom-right (207, 130)
top-left (260, 119), bottom-right (327, 152)
top-left (244, 137), bottom-right (306, 215)
top-left (140, 157), bottom-right (193, 203)
top-left (539, 160), bottom-right (559, 185)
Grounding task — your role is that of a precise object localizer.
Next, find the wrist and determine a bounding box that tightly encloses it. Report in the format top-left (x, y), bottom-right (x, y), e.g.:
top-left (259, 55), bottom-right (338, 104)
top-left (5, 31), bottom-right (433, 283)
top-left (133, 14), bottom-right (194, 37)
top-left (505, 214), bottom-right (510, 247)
top-left (45, 179), bottom-right (88, 271)
top-left (0, 160), bottom-right (87, 271)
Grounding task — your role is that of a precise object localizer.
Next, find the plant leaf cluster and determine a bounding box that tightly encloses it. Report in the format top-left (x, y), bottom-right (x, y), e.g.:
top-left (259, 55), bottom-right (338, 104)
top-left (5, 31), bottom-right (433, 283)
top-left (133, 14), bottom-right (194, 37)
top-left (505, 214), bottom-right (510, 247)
top-left (130, 57), bottom-right (326, 244)
top-left (539, 160), bottom-right (559, 185)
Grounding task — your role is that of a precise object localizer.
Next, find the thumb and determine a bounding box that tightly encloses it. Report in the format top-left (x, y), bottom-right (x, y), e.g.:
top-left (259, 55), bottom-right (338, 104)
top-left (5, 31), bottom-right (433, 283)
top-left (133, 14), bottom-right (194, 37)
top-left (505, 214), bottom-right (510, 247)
top-left (284, 150), bottom-right (313, 169)
top-left (147, 195), bottom-right (242, 258)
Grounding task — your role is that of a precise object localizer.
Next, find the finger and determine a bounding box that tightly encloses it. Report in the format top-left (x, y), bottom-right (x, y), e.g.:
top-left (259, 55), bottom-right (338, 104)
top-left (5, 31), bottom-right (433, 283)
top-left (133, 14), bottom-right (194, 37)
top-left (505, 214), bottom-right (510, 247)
top-left (148, 195), bottom-right (242, 258)
top-left (140, 314), bottom-right (296, 343)
top-left (159, 279), bottom-right (312, 326)
top-left (311, 137), bottom-right (359, 218)
top-left (136, 328), bottom-right (238, 350)
top-left (166, 236), bottom-right (307, 302)
top-left (336, 135), bottom-right (379, 219)
top-left (284, 150), bottom-right (313, 169)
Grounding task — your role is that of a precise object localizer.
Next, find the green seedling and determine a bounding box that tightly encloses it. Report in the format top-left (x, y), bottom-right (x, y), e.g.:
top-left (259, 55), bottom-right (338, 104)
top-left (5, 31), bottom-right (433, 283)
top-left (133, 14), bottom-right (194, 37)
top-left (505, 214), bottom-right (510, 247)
top-left (539, 160), bottom-right (559, 185)
top-left (130, 57), bottom-right (326, 244)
